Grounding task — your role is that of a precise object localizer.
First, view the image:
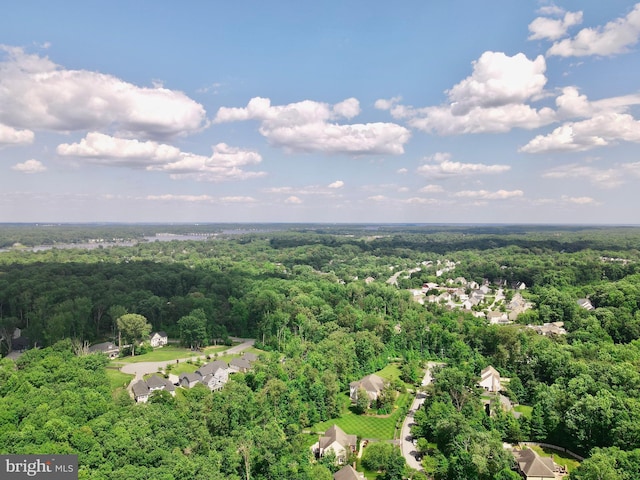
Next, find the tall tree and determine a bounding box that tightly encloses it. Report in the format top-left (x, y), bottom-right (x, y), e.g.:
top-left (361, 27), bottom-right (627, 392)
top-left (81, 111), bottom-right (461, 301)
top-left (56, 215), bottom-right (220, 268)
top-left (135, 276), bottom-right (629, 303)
top-left (116, 313), bottom-right (151, 356)
top-left (178, 309), bottom-right (208, 350)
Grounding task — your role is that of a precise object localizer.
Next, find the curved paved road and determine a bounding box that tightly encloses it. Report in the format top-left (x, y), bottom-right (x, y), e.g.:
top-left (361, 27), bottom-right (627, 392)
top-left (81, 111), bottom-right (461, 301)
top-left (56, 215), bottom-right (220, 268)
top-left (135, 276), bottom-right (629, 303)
top-left (400, 362), bottom-right (443, 471)
top-left (121, 337), bottom-right (255, 387)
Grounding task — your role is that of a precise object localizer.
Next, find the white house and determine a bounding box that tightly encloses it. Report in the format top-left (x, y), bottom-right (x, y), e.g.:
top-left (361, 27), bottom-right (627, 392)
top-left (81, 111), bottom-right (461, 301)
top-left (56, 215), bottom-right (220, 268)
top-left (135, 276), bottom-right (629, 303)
top-left (311, 425), bottom-right (357, 464)
top-left (149, 331), bottom-right (168, 348)
top-left (479, 366), bottom-right (502, 393)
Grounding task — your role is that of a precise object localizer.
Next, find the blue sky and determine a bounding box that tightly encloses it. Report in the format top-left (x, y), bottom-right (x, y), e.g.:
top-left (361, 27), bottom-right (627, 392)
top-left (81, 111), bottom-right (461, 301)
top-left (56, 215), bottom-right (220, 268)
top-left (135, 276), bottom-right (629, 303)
top-left (1, 1), bottom-right (639, 224)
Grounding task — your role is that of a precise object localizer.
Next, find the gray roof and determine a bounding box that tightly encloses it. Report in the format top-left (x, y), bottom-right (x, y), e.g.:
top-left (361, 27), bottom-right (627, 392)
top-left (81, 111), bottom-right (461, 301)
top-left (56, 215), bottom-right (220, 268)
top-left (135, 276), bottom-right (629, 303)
top-left (132, 380), bottom-right (150, 398)
top-left (150, 331), bottom-right (168, 338)
top-left (333, 465), bottom-right (364, 480)
top-left (319, 424), bottom-right (357, 451)
top-left (513, 448), bottom-right (555, 478)
top-left (350, 374), bottom-right (385, 395)
top-left (197, 360), bottom-right (228, 376)
top-left (230, 357), bottom-right (252, 370)
top-left (242, 352), bottom-right (258, 362)
top-left (88, 341), bottom-right (118, 353)
top-left (180, 373), bottom-right (202, 383)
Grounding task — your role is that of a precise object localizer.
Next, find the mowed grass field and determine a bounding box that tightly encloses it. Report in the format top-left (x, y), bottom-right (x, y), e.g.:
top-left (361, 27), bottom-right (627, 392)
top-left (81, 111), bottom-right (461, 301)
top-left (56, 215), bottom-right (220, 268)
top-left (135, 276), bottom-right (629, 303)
top-left (313, 363), bottom-right (417, 440)
top-left (113, 344), bottom-right (230, 364)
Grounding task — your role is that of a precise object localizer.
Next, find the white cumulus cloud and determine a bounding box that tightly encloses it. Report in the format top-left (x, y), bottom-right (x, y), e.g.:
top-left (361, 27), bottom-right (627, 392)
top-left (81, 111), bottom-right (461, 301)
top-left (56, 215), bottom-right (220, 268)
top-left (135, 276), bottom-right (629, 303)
top-left (542, 163), bottom-right (625, 189)
top-left (453, 189), bottom-right (524, 200)
top-left (11, 159), bottom-right (47, 173)
top-left (58, 132), bottom-right (265, 182)
top-left (547, 3), bottom-right (640, 57)
top-left (416, 152), bottom-right (510, 178)
top-left (528, 10), bottom-right (583, 41)
top-left (0, 45), bottom-right (207, 138)
top-left (0, 123), bottom-right (34, 146)
top-left (215, 97), bottom-right (410, 155)
top-left (379, 52), bottom-right (555, 135)
top-left (285, 196), bottom-right (302, 204)
top-left (328, 180), bottom-right (344, 189)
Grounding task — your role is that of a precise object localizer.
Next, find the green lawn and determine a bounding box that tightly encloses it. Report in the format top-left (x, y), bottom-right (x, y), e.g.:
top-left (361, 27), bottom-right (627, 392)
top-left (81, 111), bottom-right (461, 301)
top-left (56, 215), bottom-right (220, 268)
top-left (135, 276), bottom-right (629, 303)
top-left (513, 405), bottom-right (533, 418)
top-left (529, 445), bottom-right (581, 472)
top-left (113, 345), bottom-right (229, 364)
top-left (313, 392), bottom-right (410, 440)
top-left (105, 367), bottom-right (133, 396)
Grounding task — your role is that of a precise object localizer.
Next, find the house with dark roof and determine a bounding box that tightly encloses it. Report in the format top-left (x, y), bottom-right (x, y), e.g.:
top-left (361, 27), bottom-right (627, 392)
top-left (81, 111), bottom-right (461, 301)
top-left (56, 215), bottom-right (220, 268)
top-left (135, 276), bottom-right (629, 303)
top-left (146, 374), bottom-right (176, 396)
top-left (349, 374), bottom-right (385, 404)
top-left (241, 352), bottom-right (259, 363)
top-left (88, 341), bottom-right (120, 359)
top-left (229, 356), bottom-right (252, 373)
top-left (132, 380), bottom-right (150, 403)
top-left (333, 465), bottom-right (365, 480)
top-left (311, 425), bottom-right (357, 464)
top-left (512, 447), bottom-right (556, 480)
top-left (149, 331), bottom-right (168, 348)
top-left (179, 372), bottom-right (202, 389)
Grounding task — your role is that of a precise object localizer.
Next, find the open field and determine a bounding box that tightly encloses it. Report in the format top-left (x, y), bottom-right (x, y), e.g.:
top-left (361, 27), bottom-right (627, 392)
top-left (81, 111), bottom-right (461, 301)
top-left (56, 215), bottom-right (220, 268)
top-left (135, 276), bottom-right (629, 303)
top-left (113, 345), bottom-right (230, 364)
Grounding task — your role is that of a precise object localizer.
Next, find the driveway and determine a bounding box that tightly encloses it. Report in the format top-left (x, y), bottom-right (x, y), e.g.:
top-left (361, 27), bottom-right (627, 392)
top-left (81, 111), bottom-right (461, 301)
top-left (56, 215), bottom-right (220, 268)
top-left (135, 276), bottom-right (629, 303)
top-left (121, 337), bottom-right (255, 390)
top-left (400, 362), bottom-right (444, 471)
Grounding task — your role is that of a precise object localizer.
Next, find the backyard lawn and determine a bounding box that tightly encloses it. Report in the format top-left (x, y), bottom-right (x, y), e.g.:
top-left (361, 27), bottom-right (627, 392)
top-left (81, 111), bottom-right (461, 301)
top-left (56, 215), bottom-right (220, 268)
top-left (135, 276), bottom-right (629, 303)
top-left (313, 392), bottom-right (410, 440)
top-left (513, 405), bottom-right (533, 418)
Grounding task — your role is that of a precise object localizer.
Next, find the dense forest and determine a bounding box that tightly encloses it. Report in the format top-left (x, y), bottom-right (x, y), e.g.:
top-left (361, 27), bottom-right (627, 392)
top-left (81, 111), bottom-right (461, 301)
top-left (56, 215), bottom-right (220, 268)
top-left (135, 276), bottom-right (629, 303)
top-left (2, 224), bottom-right (640, 479)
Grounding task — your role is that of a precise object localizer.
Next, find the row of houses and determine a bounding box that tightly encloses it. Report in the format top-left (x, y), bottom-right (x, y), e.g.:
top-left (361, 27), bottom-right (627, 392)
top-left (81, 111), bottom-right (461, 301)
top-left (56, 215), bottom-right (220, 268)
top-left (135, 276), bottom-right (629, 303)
top-left (89, 331), bottom-right (168, 359)
top-left (132, 352), bottom-right (259, 403)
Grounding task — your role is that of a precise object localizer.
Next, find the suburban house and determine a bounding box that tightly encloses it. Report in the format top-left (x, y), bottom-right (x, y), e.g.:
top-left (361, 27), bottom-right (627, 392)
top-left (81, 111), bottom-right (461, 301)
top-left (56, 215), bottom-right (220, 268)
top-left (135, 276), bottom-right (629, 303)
top-left (333, 465), bottom-right (365, 480)
top-left (487, 311), bottom-right (509, 325)
top-left (146, 374), bottom-right (176, 396)
top-left (479, 365), bottom-right (502, 393)
top-left (179, 373), bottom-right (202, 389)
top-left (132, 380), bottom-right (150, 403)
top-left (527, 322), bottom-right (567, 336)
top-left (311, 425), bottom-right (357, 464)
top-left (149, 331), bottom-right (168, 348)
top-left (198, 360), bottom-right (229, 391)
top-left (88, 341), bottom-right (120, 359)
top-left (577, 298), bottom-right (594, 310)
top-left (512, 447), bottom-right (556, 480)
top-left (229, 356), bottom-right (252, 373)
top-left (349, 374), bottom-right (386, 403)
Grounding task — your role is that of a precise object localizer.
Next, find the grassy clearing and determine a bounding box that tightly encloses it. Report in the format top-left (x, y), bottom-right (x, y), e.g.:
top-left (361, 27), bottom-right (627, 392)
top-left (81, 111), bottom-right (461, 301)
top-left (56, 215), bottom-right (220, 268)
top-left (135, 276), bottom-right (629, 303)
top-left (313, 392), bottom-right (410, 440)
top-left (114, 345), bottom-right (230, 364)
top-left (529, 445), bottom-right (581, 472)
top-left (105, 367), bottom-right (133, 397)
top-left (514, 405), bottom-right (533, 418)
top-left (165, 362), bottom-right (199, 376)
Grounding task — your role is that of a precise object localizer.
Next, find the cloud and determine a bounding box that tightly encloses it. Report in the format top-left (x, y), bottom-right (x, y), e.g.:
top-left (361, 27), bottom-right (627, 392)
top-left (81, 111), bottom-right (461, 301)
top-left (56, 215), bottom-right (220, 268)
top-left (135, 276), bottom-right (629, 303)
top-left (560, 195), bottom-right (598, 205)
top-left (547, 3), bottom-right (640, 57)
top-left (145, 194), bottom-right (256, 204)
top-left (396, 168), bottom-right (408, 174)
top-left (58, 132), bottom-right (265, 181)
top-left (0, 123), bottom-right (34, 146)
top-left (379, 52), bottom-right (555, 134)
top-left (11, 159), bottom-right (46, 173)
top-left (453, 189), bottom-right (524, 200)
top-left (0, 45), bottom-right (207, 138)
top-left (285, 196), bottom-right (302, 204)
top-left (416, 152), bottom-right (510, 178)
top-left (215, 96), bottom-right (410, 155)
top-left (520, 112), bottom-right (640, 153)
top-left (220, 196), bottom-right (256, 203)
top-left (420, 184), bottom-right (444, 193)
top-left (147, 194), bottom-right (215, 203)
top-left (264, 184), bottom-right (345, 197)
top-left (367, 195), bottom-right (387, 202)
top-left (542, 163), bottom-right (624, 188)
top-left (57, 132), bottom-right (182, 166)
top-left (528, 10), bottom-right (583, 41)
top-left (328, 180), bottom-right (344, 189)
